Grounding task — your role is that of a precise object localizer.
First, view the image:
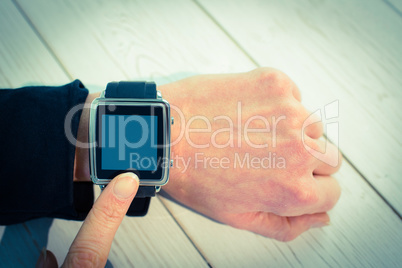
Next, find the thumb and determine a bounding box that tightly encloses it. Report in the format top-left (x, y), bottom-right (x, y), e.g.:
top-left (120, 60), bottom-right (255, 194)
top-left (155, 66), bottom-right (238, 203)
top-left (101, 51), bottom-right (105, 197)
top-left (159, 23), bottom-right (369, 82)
top-left (63, 172), bottom-right (139, 267)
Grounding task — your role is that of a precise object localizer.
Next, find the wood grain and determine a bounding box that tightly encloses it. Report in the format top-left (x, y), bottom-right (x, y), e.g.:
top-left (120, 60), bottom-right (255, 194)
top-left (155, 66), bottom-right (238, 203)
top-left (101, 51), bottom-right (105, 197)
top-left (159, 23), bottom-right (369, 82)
top-left (14, 0), bottom-right (254, 85)
top-left (3, 0), bottom-right (401, 267)
top-left (0, 0), bottom-right (69, 88)
top-left (197, 0), bottom-right (402, 214)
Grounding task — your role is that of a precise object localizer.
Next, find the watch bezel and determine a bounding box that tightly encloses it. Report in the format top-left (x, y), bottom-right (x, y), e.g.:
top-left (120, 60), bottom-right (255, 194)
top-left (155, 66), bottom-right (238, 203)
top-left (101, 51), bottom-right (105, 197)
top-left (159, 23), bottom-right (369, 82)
top-left (89, 97), bottom-right (171, 186)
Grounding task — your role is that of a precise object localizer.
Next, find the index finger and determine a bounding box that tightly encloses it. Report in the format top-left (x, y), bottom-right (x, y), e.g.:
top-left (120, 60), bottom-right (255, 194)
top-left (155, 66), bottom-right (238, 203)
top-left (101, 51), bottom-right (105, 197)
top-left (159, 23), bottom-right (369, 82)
top-left (63, 173), bottom-right (139, 267)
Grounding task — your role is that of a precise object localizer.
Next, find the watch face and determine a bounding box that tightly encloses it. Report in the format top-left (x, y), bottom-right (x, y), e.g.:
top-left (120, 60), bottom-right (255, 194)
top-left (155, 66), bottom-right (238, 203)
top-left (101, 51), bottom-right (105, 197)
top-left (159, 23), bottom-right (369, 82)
top-left (90, 99), bottom-right (170, 185)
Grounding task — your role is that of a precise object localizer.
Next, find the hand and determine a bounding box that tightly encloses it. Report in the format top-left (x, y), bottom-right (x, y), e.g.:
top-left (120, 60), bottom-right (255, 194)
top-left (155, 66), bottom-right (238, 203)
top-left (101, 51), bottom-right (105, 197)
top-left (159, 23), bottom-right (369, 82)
top-left (160, 68), bottom-right (342, 241)
top-left (36, 173), bottom-right (139, 267)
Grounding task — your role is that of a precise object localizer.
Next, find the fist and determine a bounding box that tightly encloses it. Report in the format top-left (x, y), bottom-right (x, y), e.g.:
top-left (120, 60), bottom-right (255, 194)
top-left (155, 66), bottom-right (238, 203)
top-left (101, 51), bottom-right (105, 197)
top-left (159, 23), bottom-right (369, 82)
top-left (160, 68), bottom-right (342, 241)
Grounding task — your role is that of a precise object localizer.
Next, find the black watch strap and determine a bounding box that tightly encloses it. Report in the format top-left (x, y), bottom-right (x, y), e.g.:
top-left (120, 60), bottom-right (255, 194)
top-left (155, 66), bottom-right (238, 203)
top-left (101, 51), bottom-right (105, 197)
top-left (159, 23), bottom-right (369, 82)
top-left (105, 81), bottom-right (157, 216)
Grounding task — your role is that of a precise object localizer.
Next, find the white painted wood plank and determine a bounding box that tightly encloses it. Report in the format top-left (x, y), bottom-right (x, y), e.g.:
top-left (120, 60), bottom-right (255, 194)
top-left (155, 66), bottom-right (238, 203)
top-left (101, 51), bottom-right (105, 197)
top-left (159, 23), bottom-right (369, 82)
top-left (25, 194), bottom-right (207, 267)
top-left (197, 0), bottom-right (402, 213)
top-left (0, 0), bottom-right (70, 88)
top-left (160, 160), bottom-right (402, 267)
top-left (1, 193), bottom-right (207, 267)
top-left (0, 0), bottom-right (207, 266)
top-left (14, 0), bottom-right (254, 85)
top-left (1, 196), bottom-right (208, 267)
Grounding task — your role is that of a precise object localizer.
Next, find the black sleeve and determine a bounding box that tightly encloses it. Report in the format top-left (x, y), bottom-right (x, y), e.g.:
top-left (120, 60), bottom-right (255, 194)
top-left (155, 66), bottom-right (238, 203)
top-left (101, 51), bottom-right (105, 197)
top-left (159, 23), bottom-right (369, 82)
top-left (0, 80), bottom-right (94, 225)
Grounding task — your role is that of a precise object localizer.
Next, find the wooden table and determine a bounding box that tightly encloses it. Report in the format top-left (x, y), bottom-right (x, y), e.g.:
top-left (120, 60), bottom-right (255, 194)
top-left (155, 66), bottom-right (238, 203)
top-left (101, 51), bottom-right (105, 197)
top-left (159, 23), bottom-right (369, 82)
top-left (0, 0), bottom-right (401, 267)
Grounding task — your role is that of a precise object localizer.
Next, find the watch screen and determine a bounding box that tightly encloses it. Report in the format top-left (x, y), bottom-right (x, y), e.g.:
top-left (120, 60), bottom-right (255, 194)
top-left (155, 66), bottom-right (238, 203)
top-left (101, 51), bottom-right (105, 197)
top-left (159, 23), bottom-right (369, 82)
top-left (94, 102), bottom-right (169, 182)
top-left (101, 115), bottom-right (158, 171)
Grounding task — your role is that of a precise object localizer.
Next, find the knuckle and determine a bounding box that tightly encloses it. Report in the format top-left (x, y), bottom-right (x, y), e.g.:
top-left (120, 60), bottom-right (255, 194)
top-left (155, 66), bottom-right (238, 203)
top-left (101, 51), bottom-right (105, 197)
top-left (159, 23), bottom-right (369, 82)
top-left (288, 103), bottom-right (317, 132)
top-left (308, 121), bottom-right (324, 138)
top-left (273, 109), bottom-right (303, 137)
top-left (304, 112), bottom-right (324, 135)
top-left (257, 68), bottom-right (281, 84)
top-left (283, 102), bottom-right (300, 117)
top-left (282, 103), bottom-right (303, 129)
top-left (255, 68), bottom-right (292, 97)
top-left (289, 181), bottom-right (318, 206)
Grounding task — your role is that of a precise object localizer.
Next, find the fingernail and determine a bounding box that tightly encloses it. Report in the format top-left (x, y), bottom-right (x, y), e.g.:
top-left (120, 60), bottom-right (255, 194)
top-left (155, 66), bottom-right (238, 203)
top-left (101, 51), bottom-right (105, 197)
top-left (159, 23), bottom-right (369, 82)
top-left (311, 221), bottom-right (331, 228)
top-left (113, 173), bottom-right (139, 199)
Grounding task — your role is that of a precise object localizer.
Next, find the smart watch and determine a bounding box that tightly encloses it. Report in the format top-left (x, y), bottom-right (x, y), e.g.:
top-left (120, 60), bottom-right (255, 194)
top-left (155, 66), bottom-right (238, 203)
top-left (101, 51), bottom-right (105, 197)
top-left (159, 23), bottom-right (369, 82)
top-left (89, 81), bottom-right (172, 216)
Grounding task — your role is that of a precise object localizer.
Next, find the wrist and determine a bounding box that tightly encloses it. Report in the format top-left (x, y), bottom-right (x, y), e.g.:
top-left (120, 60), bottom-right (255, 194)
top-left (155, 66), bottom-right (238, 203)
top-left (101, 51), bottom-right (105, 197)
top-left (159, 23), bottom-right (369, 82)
top-left (74, 91), bottom-right (101, 181)
top-left (75, 83), bottom-right (180, 183)
top-left (157, 83), bottom-right (189, 199)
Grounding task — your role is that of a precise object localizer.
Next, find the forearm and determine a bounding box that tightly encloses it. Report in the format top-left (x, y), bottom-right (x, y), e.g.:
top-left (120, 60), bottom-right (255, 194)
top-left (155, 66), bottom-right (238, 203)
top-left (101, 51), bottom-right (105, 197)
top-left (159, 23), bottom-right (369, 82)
top-left (0, 80), bottom-right (89, 224)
